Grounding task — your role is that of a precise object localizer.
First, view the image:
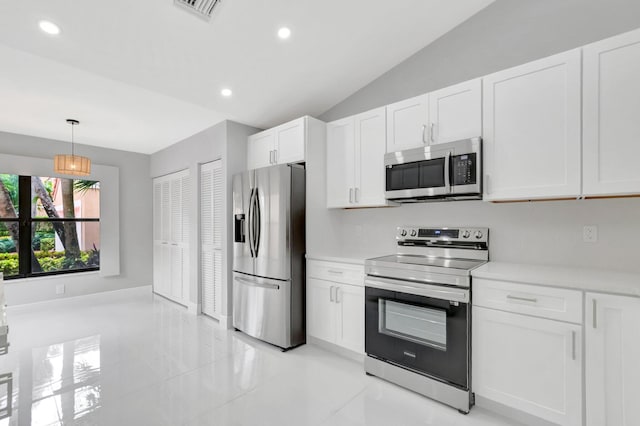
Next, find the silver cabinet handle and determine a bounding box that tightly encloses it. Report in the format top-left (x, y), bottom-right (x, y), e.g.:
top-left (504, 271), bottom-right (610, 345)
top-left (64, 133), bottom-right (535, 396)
top-left (274, 150), bottom-right (278, 164)
top-left (327, 270), bottom-right (344, 275)
top-left (506, 295), bottom-right (538, 303)
top-left (329, 286), bottom-right (335, 302)
top-left (354, 187), bottom-right (359, 203)
top-left (571, 331), bottom-right (576, 361)
top-left (336, 287), bottom-right (342, 304)
top-left (422, 124), bottom-right (427, 144)
top-left (430, 123), bottom-right (435, 143)
top-left (592, 299), bottom-right (597, 328)
top-left (349, 188), bottom-right (353, 203)
top-left (269, 150), bottom-right (272, 164)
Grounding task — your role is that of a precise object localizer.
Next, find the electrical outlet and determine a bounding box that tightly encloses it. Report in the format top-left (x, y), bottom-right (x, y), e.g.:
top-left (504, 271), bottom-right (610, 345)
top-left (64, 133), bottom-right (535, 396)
top-left (583, 225), bottom-right (598, 243)
top-left (56, 284), bottom-right (65, 295)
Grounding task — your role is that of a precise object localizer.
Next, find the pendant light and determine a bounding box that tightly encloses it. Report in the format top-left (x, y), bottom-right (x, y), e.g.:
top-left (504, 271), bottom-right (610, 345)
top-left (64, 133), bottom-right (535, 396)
top-left (53, 119), bottom-right (91, 176)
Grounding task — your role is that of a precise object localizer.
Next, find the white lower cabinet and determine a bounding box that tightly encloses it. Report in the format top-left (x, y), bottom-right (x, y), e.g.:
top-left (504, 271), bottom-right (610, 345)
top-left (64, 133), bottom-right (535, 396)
top-left (585, 293), bottom-right (640, 426)
top-left (473, 282), bottom-right (583, 426)
top-left (306, 260), bottom-right (364, 354)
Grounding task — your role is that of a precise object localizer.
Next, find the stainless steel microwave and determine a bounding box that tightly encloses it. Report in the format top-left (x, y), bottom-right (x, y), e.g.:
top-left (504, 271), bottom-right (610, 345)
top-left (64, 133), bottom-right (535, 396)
top-left (384, 137), bottom-right (482, 203)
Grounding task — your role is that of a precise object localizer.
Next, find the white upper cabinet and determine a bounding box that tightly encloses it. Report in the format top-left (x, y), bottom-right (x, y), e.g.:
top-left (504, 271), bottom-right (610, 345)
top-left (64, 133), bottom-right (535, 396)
top-left (483, 50), bottom-right (582, 201)
top-left (386, 94), bottom-right (428, 152)
top-left (586, 293), bottom-right (640, 426)
top-left (354, 107), bottom-right (387, 207)
top-left (583, 29), bottom-right (640, 196)
top-left (327, 107), bottom-right (388, 208)
top-left (274, 117), bottom-right (306, 164)
top-left (247, 116), bottom-right (310, 170)
top-left (247, 130), bottom-right (275, 170)
top-left (428, 78), bottom-right (482, 145)
top-left (326, 117), bottom-right (355, 208)
top-left (385, 79), bottom-right (482, 153)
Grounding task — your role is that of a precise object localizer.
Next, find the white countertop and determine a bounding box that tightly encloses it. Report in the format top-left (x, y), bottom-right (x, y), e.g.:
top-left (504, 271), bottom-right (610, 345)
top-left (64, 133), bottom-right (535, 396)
top-left (305, 254), bottom-right (366, 265)
top-left (472, 261), bottom-right (640, 298)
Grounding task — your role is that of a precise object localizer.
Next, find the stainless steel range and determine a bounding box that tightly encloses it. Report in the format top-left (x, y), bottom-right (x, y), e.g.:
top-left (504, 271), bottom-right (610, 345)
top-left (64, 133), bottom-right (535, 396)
top-left (364, 226), bottom-right (489, 414)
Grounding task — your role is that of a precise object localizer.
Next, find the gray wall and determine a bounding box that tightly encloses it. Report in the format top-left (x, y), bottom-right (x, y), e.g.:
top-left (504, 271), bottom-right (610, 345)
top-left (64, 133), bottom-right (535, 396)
top-left (0, 131), bottom-right (152, 304)
top-left (321, 0), bottom-right (640, 122)
top-left (150, 120), bottom-right (258, 320)
top-left (310, 0), bottom-right (640, 274)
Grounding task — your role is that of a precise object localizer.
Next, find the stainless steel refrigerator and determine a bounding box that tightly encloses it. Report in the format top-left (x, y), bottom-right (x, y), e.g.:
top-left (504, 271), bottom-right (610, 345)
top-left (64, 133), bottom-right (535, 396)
top-left (232, 163), bottom-right (305, 349)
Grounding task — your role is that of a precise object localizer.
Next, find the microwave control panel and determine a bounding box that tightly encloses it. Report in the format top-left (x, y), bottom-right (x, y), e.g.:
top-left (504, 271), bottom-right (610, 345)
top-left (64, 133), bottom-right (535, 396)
top-left (452, 154), bottom-right (477, 186)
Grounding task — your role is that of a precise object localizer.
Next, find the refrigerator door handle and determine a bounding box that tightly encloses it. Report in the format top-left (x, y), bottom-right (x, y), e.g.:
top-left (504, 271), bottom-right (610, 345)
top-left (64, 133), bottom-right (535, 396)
top-left (247, 188), bottom-right (255, 258)
top-left (254, 188), bottom-right (261, 257)
top-left (234, 275), bottom-right (280, 290)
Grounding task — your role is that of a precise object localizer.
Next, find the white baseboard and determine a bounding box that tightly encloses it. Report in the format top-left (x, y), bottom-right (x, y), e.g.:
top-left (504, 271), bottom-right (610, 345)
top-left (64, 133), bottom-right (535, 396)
top-left (187, 302), bottom-right (201, 315)
top-left (307, 336), bottom-right (364, 363)
top-left (219, 314), bottom-right (233, 329)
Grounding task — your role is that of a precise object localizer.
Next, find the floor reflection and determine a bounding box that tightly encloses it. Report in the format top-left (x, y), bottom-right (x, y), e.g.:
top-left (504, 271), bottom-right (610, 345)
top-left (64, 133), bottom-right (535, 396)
top-left (4, 335), bottom-right (101, 425)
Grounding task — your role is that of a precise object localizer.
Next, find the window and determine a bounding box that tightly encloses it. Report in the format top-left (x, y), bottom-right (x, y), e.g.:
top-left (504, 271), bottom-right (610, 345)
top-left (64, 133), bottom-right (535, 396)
top-left (0, 175), bottom-right (100, 279)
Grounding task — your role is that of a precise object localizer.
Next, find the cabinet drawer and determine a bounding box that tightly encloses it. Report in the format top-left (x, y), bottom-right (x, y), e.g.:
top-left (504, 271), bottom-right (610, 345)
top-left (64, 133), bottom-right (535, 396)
top-left (307, 260), bottom-right (364, 286)
top-left (473, 278), bottom-right (582, 323)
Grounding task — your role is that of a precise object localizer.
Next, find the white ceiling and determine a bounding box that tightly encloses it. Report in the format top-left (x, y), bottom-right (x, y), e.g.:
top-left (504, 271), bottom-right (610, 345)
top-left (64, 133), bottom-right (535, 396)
top-left (0, 0), bottom-right (494, 154)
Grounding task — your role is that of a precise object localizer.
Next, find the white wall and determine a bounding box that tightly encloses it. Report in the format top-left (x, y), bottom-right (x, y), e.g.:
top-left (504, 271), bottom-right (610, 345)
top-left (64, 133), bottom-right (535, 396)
top-left (150, 120), bottom-right (258, 320)
top-left (0, 131), bottom-right (152, 305)
top-left (310, 0), bottom-right (640, 274)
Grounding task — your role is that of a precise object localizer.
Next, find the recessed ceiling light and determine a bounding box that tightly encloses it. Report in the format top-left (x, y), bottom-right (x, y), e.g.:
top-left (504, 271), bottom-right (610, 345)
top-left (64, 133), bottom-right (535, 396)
top-left (278, 27), bottom-right (291, 40)
top-left (221, 88), bottom-right (233, 97)
top-left (39, 20), bottom-right (61, 35)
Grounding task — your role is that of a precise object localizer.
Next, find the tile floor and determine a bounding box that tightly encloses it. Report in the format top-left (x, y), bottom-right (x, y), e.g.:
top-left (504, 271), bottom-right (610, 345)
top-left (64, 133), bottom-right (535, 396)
top-left (0, 287), bottom-right (521, 425)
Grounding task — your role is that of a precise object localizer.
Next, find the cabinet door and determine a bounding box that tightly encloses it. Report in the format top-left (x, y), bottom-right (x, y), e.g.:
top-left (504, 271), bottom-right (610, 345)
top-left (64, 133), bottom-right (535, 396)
top-left (586, 293), bottom-right (640, 426)
top-left (275, 117), bottom-right (305, 165)
top-left (326, 117), bottom-right (355, 208)
top-left (583, 29), bottom-right (640, 196)
top-left (355, 107), bottom-right (387, 207)
top-left (247, 130), bottom-right (275, 170)
top-left (335, 284), bottom-right (364, 354)
top-left (428, 79), bottom-right (482, 144)
top-left (483, 50), bottom-right (582, 201)
top-left (306, 278), bottom-right (336, 343)
top-left (386, 94), bottom-right (428, 153)
top-left (473, 307), bottom-right (582, 426)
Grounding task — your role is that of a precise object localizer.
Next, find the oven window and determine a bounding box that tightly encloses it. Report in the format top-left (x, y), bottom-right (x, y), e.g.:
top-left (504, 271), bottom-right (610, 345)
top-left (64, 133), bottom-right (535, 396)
top-left (378, 299), bottom-right (447, 351)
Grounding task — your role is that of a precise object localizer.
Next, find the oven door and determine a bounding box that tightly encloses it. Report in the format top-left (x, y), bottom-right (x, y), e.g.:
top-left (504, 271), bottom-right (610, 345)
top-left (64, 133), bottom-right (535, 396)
top-left (365, 278), bottom-right (469, 389)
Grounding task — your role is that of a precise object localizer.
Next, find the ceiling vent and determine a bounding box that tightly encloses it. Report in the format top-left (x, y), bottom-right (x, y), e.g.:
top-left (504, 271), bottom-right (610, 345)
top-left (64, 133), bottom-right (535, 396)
top-left (174, 0), bottom-right (222, 20)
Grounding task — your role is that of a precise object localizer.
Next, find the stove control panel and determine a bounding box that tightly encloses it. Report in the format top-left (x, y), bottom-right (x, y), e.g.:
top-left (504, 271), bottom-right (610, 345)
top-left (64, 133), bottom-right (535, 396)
top-left (396, 226), bottom-right (489, 243)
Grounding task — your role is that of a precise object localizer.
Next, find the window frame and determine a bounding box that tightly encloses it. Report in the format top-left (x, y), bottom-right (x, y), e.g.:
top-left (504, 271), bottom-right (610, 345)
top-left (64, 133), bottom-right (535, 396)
top-left (0, 175), bottom-right (100, 280)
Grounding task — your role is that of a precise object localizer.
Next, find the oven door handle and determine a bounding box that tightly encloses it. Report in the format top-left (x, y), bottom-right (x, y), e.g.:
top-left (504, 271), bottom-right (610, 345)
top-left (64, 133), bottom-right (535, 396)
top-left (365, 277), bottom-right (469, 303)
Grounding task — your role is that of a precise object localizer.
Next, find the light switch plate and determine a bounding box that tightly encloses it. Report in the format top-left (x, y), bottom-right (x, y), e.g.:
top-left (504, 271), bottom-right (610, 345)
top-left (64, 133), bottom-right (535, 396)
top-left (583, 225), bottom-right (598, 243)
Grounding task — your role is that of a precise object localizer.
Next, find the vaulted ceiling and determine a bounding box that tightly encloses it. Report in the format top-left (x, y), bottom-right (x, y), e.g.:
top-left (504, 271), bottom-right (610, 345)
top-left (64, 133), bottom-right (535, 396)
top-left (0, 0), bottom-right (494, 153)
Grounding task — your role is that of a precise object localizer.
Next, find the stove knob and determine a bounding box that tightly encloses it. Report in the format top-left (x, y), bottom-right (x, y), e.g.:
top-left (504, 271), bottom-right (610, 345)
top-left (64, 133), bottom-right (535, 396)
top-left (462, 230), bottom-right (471, 239)
top-left (410, 229), bottom-right (417, 237)
top-left (474, 230), bottom-right (483, 239)
top-left (400, 229), bottom-right (407, 237)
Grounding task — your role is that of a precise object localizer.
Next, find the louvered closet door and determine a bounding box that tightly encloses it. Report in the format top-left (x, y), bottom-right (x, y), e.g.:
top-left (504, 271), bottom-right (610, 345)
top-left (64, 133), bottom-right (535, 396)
top-left (201, 160), bottom-right (223, 318)
top-left (153, 170), bottom-right (190, 304)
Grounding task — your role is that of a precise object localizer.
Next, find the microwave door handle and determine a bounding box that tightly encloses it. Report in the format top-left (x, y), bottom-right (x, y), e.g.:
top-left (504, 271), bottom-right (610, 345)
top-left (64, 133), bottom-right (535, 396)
top-left (444, 151), bottom-right (451, 193)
